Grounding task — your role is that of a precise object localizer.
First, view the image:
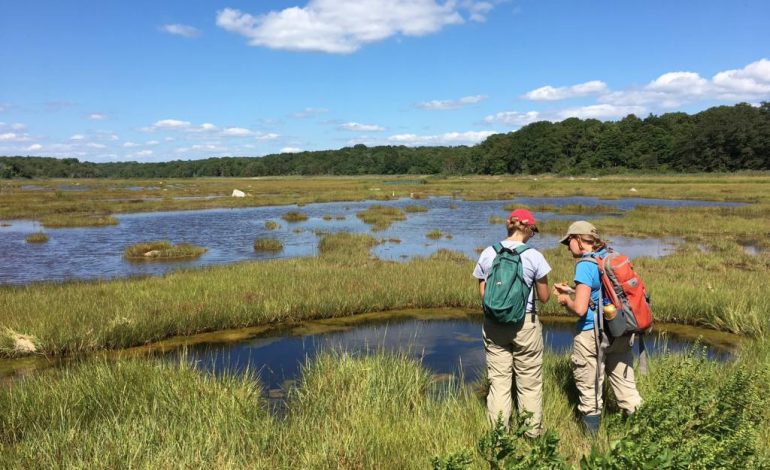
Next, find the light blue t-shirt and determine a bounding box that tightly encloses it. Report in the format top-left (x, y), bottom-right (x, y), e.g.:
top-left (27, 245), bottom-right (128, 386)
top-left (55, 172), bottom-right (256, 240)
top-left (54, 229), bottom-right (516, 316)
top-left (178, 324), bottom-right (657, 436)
top-left (574, 248), bottom-right (608, 331)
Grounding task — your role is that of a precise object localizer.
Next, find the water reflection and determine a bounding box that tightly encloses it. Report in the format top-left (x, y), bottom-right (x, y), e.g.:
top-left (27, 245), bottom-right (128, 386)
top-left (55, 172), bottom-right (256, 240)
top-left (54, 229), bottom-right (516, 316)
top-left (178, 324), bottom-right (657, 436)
top-left (0, 196), bottom-right (741, 285)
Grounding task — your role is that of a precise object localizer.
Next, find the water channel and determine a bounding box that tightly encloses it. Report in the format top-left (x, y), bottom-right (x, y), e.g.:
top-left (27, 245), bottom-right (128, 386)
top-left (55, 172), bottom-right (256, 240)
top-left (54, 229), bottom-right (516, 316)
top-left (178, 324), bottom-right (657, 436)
top-left (0, 196), bottom-right (743, 285)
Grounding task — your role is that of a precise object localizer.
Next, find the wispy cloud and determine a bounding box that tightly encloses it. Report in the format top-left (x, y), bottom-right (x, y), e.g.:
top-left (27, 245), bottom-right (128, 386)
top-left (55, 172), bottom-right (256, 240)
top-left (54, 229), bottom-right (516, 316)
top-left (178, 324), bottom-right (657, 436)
top-left (483, 111), bottom-right (540, 126)
top-left (221, 127), bottom-right (254, 137)
top-left (292, 107), bottom-right (329, 119)
top-left (280, 147), bottom-right (303, 153)
top-left (339, 122), bottom-right (385, 132)
top-left (88, 113), bottom-right (108, 120)
top-left (417, 95), bottom-right (487, 110)
top-left (160, 24), bottom-right (201, 38)
top-left (216, 1), bottom-right (495, 54)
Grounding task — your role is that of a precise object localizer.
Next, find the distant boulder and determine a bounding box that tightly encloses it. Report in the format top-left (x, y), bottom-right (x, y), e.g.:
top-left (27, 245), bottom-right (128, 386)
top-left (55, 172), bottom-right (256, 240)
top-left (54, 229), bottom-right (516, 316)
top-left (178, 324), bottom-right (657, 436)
top-left (232, 189), bottom-right (246, 198)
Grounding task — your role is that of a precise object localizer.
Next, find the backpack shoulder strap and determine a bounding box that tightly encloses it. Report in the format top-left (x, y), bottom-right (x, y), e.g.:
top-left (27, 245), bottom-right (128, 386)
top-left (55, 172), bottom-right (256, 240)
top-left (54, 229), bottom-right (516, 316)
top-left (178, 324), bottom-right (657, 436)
top-left (513, 244), bottom-right (530, 255)
top-left (492, 242), bottom-right (504, 254)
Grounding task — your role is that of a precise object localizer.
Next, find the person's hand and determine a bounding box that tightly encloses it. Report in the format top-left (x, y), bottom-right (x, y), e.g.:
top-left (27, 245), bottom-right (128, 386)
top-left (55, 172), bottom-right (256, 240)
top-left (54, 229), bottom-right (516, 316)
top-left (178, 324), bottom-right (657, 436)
top-left (557, 294), bottom-right (571, 306)
top-left (553, 282), bottom-right (574, 294)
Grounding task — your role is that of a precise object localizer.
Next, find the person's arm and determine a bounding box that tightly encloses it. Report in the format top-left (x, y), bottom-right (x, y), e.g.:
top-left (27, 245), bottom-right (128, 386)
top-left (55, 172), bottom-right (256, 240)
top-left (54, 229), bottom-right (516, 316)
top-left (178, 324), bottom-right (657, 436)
top-left (557, 283), bottom-right (591, 317)
top-left (478, 279), bottom-right (486, 299)
top-left (535, 275), bottom-right (550, 303)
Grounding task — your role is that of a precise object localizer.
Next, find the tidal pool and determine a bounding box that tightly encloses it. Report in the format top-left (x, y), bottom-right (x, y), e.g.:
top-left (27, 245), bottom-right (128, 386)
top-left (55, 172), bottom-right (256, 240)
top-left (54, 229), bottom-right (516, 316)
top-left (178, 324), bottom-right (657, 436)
top-left (0, 196), bottom-right (741, 285)
top-left (173, 310), bottom-right (736, 398)
top-left (0, 310), bottom-right (738, 393)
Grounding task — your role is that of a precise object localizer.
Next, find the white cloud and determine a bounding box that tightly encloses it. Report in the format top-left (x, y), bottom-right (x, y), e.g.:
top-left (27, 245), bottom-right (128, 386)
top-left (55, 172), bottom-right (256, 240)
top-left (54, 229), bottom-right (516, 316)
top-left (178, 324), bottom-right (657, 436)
top-left (554, 104), bottom-right (646, 120)
top-left (387, 130), bottom-right (494, 146)
top-left (88, 113), bottom-right (108, 120)
top-left (123, 142), bottom-right (139, 148)
top-left (221, 127), bottom-right (254, 137)
top-left (85, 142), bottom-right (107, 149)
top-left (199, 123), bottom-right (218, 132)
top-left (160, 24), bottom-right (201, 38)
top-left (280, 147), bottom-right (303, 153)
top-left (292, 107), bottom-right (329, 118)
top-left (135, 150), bottom-right (153, 157)
top-left (712, 58), bottom-right (770, 99)
top-left (484, 111), bottom-right (540, 126)
top-left (145, 140), bottom-right (160, 146)
top-left (26, 144), bottom-right (42, 152)
top-left (256, 132), bottom-right (280, 140)
top-left (417, 94), bottom-right (487, 110)
top-left (339, 122), bottom-right (385, 131)
top-left (216, 1), bottom-right (493, 54)
top-left (165, 137), bottom-right (175, 142)
top-left (523, 80), bottom-right (608, 101)
top-left (70, 134), bottom-right (85, 141)
top-left (149, 119), bottom-right (192, 131)
top-left (0, 132), bottom-right (31, 142)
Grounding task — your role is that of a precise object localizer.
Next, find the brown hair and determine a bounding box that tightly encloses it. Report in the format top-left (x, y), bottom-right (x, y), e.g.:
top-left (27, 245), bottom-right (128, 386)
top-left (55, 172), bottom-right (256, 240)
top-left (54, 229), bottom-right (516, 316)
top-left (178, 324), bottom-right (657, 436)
top-left (575, 234), bottom-right (607, 251)
top-left (507, 218), bottom-right (536, 238)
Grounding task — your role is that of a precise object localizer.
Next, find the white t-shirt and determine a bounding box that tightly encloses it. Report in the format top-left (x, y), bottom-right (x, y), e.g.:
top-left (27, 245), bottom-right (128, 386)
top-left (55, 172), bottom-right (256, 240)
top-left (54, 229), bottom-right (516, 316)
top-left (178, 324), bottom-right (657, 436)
top-left (473, 240), bottom-right (552, 313)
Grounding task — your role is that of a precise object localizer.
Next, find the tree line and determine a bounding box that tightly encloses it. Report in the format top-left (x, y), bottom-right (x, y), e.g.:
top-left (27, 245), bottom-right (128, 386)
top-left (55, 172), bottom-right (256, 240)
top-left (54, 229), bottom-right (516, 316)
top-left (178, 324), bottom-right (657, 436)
top-left (2, 103), bottom-right (768, 179)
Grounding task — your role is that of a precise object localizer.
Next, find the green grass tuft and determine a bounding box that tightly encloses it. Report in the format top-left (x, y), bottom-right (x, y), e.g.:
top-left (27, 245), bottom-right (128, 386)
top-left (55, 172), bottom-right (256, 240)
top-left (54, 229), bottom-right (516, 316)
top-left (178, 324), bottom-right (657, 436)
top-left (124, 241), bottom-right (207, 261)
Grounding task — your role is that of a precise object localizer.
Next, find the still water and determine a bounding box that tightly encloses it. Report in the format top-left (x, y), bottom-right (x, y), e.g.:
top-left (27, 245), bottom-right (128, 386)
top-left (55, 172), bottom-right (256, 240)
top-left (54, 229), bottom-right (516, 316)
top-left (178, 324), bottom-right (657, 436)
top-left (0, 196), bottom-right (742, 285)
top-left (175, 312), bottom-right (734, 396)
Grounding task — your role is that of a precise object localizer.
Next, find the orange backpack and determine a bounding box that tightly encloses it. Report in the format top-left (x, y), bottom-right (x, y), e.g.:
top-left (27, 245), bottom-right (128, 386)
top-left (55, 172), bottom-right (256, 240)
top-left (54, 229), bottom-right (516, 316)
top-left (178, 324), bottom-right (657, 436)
top-left (582, 249), bottom-right (653, 336)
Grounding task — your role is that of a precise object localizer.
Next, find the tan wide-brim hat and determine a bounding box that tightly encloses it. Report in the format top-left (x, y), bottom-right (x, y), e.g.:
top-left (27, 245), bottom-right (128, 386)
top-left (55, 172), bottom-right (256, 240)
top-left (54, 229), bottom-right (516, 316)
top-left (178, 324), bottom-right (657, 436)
top-left (559, 220), bottom-right (598, 245)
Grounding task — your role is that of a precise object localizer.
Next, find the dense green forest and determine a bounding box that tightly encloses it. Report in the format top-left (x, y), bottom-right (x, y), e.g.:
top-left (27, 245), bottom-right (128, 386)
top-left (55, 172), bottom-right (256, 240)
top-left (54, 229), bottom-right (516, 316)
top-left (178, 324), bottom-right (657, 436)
top-left (2, 103), bottom-right (768, 178)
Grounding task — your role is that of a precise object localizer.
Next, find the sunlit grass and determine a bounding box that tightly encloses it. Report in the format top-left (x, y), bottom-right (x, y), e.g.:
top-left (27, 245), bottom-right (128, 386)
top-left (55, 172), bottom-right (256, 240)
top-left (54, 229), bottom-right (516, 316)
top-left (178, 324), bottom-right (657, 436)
top-left (40, 214), bottom-right (118, 228)
top-left (264, 220), bottom-right (280, 230)
top-left (281, 210), bottom-right (308, 222)
top-left (356, 205), bottom-right (406, 231)
top-left (124, 241), bottom-right (207, 261)
top-left (2, 341), bottom-right (767, 468)
top-left (24, 232), bottom-right (48, 243)
top-left (253, 237), bottom-right (283, 252)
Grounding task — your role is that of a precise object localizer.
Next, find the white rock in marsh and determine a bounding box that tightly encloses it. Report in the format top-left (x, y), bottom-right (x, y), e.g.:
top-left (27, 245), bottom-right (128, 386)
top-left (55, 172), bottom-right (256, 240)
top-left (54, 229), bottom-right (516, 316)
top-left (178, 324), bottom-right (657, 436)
top-left (13, 334), bottom-right (37, 354)
top-left (630, 187), bottom-right (638, 192)
top-left (232, 189), bottom-right (246, 198)
top-left (144, 250), bottom-right (161, 257)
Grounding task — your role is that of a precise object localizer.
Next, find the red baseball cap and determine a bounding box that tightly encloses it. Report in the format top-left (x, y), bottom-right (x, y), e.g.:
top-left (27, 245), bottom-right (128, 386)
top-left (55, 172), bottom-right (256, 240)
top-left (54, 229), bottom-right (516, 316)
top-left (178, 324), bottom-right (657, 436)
top-left (509, 208), bottom-right (538, 232)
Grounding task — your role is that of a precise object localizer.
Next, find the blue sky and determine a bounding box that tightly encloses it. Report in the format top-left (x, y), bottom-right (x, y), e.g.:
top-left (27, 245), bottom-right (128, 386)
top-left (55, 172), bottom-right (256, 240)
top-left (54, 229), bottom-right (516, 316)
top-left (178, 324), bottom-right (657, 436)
top-left (1, 0), bottom-right (769, 162)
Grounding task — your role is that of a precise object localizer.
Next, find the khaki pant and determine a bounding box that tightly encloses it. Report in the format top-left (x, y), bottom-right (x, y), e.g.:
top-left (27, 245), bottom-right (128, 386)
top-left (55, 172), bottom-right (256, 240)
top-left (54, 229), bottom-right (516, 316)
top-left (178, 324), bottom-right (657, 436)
top-left (571, 329), bottom-right (642, 417)
top-left (483, 314), bottom-right (543, 437)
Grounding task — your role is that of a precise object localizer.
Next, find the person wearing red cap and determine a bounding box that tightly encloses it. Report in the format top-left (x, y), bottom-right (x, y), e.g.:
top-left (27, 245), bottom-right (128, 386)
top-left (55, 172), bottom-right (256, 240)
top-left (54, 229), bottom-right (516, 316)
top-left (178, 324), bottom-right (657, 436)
top-left (473, 208), bottom-right (551, 437)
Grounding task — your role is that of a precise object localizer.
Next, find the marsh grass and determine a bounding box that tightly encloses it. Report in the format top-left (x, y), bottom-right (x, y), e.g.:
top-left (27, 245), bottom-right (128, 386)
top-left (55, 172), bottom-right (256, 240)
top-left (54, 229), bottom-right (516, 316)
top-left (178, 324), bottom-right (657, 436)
top-left (24, 232), bottom-right (48, 243)
top-left (1, 234), bottom-right (768, 358)
top-left (281, 210), bottom-right (308, 222)
top-left (404, 204), bottom-right (428, 213)
top-left (489, 215), bottom-right (506, 224)
top-left (40, 214), bottom-right (118, 228)
top-left (356, 205), bottom-right (406, 231)
top-left (253, 238), bottom-right (283, 252)
top-left (124, 241), bottom-right (207, 261)
top-left (3, 175), bottom-right (769, 227)
top-left (2, 343), bottom-right (767, 468)
top-left (264, 220), bottom-right (280, 230)
top-left (426, 229), bottom-right (444, 239)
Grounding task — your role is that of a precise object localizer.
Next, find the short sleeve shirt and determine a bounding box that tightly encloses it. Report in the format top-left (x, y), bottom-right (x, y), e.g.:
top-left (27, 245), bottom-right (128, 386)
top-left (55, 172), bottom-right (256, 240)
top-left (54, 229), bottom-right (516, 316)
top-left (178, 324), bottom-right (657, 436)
top-left (574, 248), bottom-right (608, 331)
top-left (473, 240), bottom-right (551, 313)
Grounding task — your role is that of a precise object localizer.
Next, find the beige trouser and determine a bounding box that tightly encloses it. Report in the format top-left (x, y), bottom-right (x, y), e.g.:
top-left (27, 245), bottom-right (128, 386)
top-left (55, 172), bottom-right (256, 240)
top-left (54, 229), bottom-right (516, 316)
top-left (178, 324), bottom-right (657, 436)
top-left (483, 314), bottom-right (543, 437)
top-left (571, 329), bottom-right (642, 417)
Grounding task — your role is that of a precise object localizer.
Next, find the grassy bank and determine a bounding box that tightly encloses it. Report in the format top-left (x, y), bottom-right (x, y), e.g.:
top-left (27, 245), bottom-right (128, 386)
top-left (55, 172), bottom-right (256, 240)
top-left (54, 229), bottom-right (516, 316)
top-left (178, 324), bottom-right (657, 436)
top-left (2, 342), bottom-right (767, 468)
top-left (1, 231), bottom-right (768, 358)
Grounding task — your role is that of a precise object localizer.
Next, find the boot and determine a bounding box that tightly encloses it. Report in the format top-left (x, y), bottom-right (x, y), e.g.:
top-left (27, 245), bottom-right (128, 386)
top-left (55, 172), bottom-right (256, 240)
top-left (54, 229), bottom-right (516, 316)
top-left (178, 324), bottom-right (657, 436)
top-left (582, 414), bottom-right (601, 435)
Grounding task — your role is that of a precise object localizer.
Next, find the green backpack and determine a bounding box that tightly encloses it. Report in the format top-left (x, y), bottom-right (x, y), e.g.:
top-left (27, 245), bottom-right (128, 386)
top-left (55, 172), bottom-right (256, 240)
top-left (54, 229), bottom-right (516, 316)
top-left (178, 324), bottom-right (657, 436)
top-left (482, 243), bottom-right (534, 324)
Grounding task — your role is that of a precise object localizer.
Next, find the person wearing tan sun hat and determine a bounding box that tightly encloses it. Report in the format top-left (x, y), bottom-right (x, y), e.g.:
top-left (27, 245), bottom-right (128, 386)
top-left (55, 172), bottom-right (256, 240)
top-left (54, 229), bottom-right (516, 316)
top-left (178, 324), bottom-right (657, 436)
top-left (473, 208), bottom-right (551, 437)
top-left (553, 221), bottom-right (642, 435)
